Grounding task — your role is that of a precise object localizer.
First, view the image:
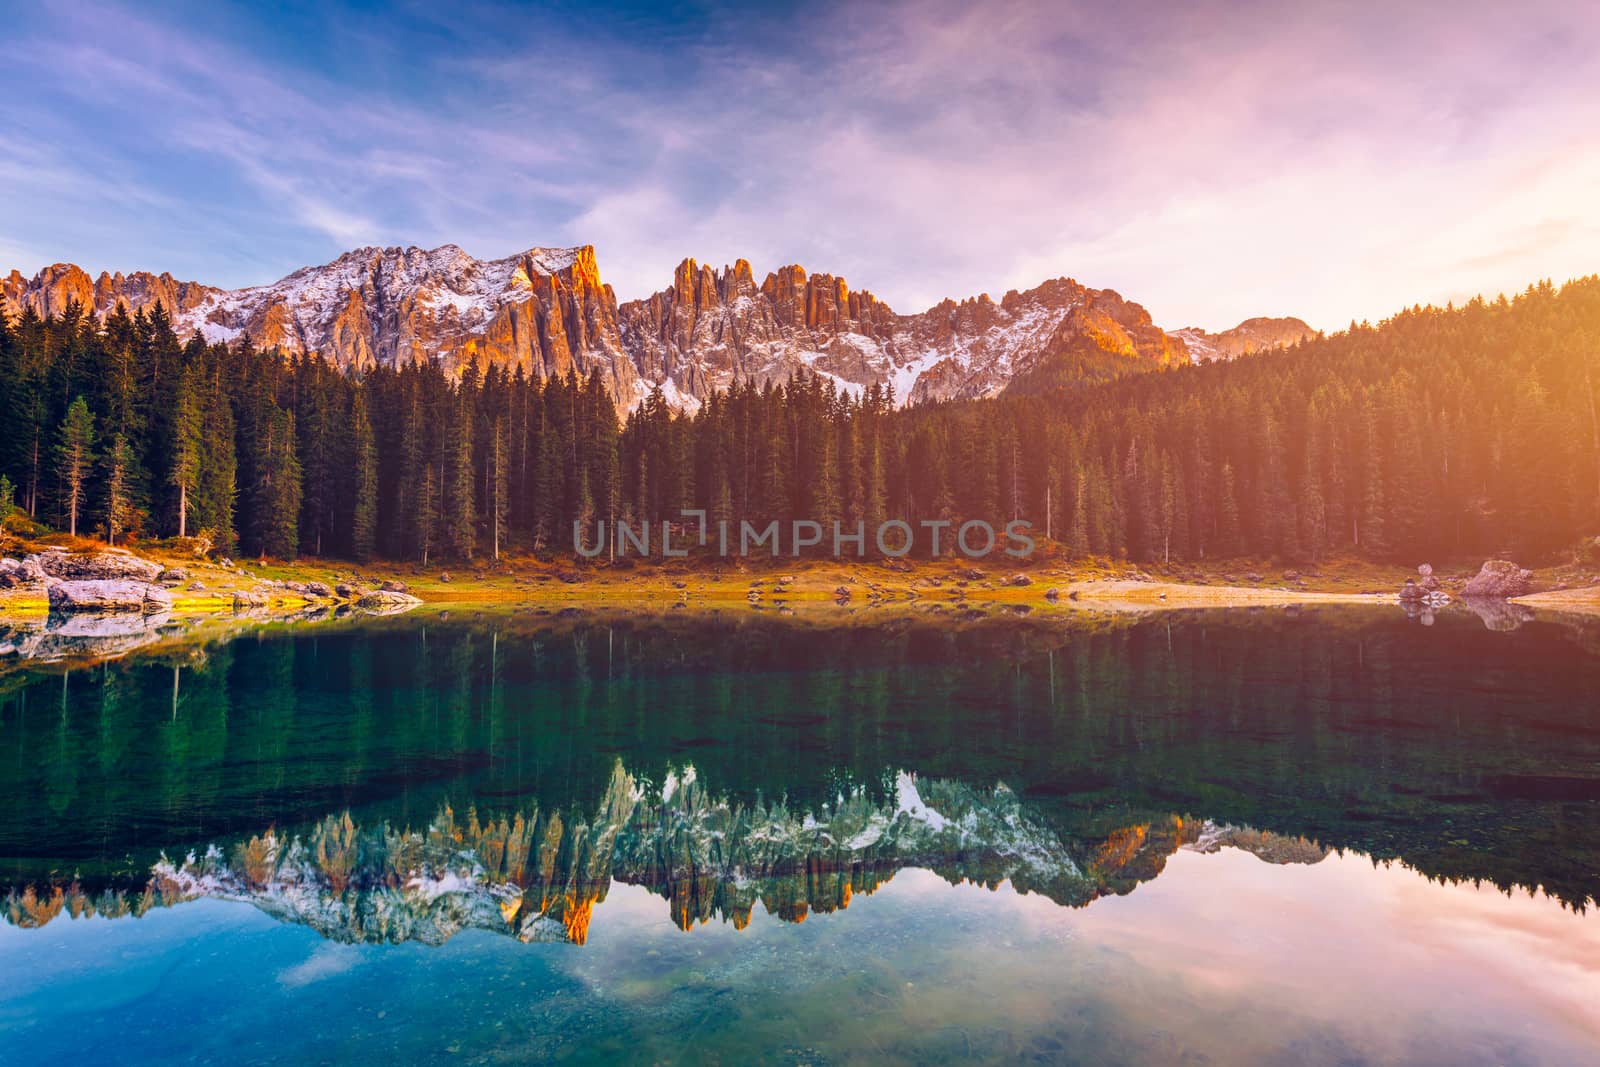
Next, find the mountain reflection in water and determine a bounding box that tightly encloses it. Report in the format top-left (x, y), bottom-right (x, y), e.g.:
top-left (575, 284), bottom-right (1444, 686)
top-left (2, 606), bottom-right (1599, 1064)
top-left (5, 762), bottom-right (1334, 945)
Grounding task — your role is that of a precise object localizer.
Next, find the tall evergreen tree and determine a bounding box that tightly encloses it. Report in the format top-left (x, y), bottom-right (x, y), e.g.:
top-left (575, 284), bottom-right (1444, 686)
top-left (169, 367), bottom-right (203, 539)
top-left (55, 396), bottom-right (96, 537)
top-left (350, 390), bottom-right (379, 562)
top-left (101, 432), bottom-right (136, 546)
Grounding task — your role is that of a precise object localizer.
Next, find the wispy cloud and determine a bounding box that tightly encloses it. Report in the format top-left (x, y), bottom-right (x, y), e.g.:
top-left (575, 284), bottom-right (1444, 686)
top-left (2, 0), bottom-right (1596, 330)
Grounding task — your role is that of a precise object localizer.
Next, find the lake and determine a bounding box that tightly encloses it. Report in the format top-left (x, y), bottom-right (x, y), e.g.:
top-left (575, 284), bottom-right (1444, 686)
top-left (2, 605), bottom-right (1598, 1064)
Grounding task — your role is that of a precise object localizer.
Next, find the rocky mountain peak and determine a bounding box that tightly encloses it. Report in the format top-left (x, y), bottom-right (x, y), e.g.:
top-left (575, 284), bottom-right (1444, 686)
top-left (4, 242), bottom-right (1297, 411)
top-left (1167, 315), bottom-right (1314, 362)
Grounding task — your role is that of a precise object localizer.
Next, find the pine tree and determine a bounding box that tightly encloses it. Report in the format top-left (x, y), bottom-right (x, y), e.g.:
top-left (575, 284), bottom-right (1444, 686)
top-left (532, 400), bottom-right (562, 553)
top-left (490, 414), bottom-right (509, 561)
top-left (446, 394), bottom-right (475, 559)
top-left (101, 432), bottom-right (137, 545)
top-left (55, 396), bottom-right (96, 537)
top-left (1358, 404), bottom-right (1387, 556)
top-left (1216, 461), bottom-right (1242, 558)
top-left (250, 404), bottom-right (302, 559)
top-left (169, 367), bottom-right (203, 538)
top-left (416, 464), bottom-right (439, 566)
top-left (195, 374), bottom-right (237, 553)
top-left (1068, 465), bottom-right (1090, 557)
top-left (350, 390), bottom-right (379, 562)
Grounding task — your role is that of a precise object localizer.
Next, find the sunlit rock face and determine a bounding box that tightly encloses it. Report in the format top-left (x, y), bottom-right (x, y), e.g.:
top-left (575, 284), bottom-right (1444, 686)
top-left (2, 763), bottom-right (1328, 946)
top-left (2, 263), bottom-right (220, 324)
top-left (3, 246), bottom-right (640, 403)
top-left (618, 262), bottom-right (1188, 408)
top-left (4, 246), bottom-right (1188, 411)
top-left (1167, 316), bottom-right (1314, 363)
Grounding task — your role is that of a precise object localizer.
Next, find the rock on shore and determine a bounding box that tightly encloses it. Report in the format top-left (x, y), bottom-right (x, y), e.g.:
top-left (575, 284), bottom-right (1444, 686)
top-left (45, 578), bottom-right (173, 613)
top-left (355, 590), bottom-right (423, 615)
top-left (1462, 560), bottom-right (1533, 599)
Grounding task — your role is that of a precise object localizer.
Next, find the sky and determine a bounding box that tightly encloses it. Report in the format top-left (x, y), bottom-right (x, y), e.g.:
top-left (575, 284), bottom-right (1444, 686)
top-left (2, 0), bottom-right (1598, 331)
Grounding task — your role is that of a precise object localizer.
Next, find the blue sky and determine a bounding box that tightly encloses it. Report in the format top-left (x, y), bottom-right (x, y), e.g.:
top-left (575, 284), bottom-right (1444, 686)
top-left (3, 0), bottom-right (1598, 330)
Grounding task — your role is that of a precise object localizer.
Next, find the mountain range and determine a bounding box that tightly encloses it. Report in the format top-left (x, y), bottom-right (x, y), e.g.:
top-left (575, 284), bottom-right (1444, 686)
top-left (2, 244), bottom-right (1312, 410)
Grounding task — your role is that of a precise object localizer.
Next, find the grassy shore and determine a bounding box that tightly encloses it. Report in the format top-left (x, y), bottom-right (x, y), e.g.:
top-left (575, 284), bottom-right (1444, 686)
top-left (7, 527), bottom-right (1600, 619)
top-left (0, 529), bottom-right (1447, 620)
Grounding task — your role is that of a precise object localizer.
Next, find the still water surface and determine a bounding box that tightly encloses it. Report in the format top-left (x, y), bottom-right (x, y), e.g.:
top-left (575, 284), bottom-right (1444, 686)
top-left (1, 606), bottom-right (1598, 1064)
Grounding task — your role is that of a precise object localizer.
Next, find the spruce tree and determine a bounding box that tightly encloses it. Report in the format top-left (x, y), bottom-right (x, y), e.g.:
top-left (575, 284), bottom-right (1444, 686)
top-left (350, 391), bottom-right (379, 562)
top-left (490, 414), bottom-right (509, 561)
top-left (169, 367), bottom-right (203, 539)
top-left (446, 394), bottom-right (475, 559)
top-left (101, 432), bottom-right (137, 545)
top-left (55, 396), bottom-right (96, 537)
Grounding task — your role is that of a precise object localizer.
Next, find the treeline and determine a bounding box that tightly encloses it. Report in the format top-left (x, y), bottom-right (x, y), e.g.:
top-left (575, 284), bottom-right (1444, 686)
top-left (1, 276), bottom-right (1597, 564)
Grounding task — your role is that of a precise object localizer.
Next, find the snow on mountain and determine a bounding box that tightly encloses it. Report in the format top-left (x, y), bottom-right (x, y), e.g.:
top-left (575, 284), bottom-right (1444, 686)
top-left (5, 242), bottom-right (1265, 410)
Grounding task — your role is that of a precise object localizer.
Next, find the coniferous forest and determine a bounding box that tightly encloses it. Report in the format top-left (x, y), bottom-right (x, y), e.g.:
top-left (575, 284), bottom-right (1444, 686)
top-left (1, 276), bottom-right (1597, 566)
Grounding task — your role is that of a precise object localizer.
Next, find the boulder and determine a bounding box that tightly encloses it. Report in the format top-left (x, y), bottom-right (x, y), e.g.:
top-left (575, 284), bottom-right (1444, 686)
top-left (1003, 573), bottom-right (1032, 587)
top-left (303, 581), bottom-right (333, 598)
top-left (157, 567), bottom-right (190, 585)
top-left (187, 580), bottom-right (207, 592)
top-left (1462, 560), bottom-right (1533, 599)
top-left (1044, 587), bottom-right (1061, 601)
top-left (379, 580), bottom-right (410, 593)
top-left (1417, 563), bottom-right (1434, 577)
top-left (0, 557), bottom-right (45, 588)
top-left (35, 550), bottom-right (163, 582)
top-left (355, 590), bottom-right (423, 615)
top-left (1398, 578), bottom-right (1424, 601)
top-left (46, 578), bottom-right (172, 613)
top-left (334, 583), bottom-right (359, 599)
top-left (232, 589), bottom-right (268, 610)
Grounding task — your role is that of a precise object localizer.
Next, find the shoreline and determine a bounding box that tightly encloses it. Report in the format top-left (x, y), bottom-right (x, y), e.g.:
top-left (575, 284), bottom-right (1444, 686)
top-left (5, 541), bottom-right (1598, 632)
